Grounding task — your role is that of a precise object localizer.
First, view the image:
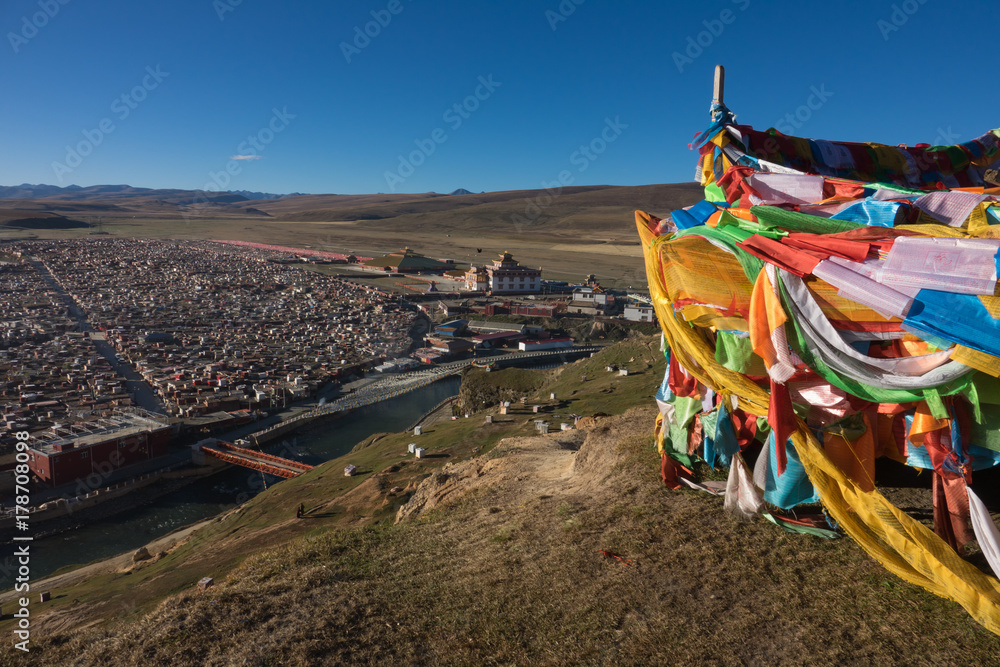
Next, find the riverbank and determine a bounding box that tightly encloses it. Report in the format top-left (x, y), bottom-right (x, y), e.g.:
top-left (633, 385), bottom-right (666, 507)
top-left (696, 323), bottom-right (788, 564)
top-left (4, 367), bottom-right (416, 543)
top-left (2, 462), bottom-right (225, 544)
top-left (5, 375), bottom-right (465, 583)
top-left (248, 346), bottom-right (601, 445)
top-left (0, 517), bottom-right (214, 618)
top-left (407, 394), bottom-right (460, 431)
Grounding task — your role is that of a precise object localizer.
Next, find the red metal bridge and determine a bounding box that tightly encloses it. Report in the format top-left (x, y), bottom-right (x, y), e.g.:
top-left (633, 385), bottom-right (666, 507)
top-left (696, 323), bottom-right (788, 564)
top-left (201, 440), bottom-right (314, 479)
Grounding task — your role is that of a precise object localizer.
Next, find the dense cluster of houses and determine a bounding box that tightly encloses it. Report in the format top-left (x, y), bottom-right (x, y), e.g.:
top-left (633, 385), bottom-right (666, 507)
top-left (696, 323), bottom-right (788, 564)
top-left (0, 256), bottom-right (136, 456)
top-left (1, 239), bottom-right (416, 452)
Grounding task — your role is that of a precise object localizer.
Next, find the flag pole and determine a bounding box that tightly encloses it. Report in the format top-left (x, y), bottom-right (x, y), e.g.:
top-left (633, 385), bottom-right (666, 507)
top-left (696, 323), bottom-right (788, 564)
top-left (713, 64), bottom-right (725, 110)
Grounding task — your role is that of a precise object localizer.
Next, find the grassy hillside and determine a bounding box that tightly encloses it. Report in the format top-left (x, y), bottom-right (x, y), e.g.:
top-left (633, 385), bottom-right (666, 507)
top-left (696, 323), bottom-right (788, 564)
top-left (256, 183), bottom-right (703, 236)
top-left (7, 337), bottom-right (1000, 665)
top-left (0, 340), bottom-right (664, 644)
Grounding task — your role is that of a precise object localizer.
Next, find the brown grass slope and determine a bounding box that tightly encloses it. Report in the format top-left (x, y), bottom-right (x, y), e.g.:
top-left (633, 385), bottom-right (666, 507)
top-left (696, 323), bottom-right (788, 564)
top-left (0, 197), bottom-right (267, 220)
top-left (261, 183), bottom-right (704, 234)
top-left (0, 183), bottom-right (703, 232)
top-left (0, 211), bottom-right (89, 229)
top-left (255, 186), bottom-right (618, 221)
top-left (17, 406), bottom-right (1000, 666)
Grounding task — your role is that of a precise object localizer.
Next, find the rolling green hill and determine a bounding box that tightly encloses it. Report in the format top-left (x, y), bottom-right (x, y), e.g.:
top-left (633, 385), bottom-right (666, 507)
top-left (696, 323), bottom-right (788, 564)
top-left (5, 337), bottom-right (1000, 665)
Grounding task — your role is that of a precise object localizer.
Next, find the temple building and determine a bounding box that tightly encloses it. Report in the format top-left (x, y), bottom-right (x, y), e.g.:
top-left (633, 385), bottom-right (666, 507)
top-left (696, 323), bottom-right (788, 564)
top-left (464, 251), bottom-right (541, 294)
top-left (464, 265), bottom-right (489, 292)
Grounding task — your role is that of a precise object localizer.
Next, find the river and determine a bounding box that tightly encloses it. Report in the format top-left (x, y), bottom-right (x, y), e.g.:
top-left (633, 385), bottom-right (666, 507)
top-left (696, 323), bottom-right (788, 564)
top-left (26, 376), bottom-right (462, 580)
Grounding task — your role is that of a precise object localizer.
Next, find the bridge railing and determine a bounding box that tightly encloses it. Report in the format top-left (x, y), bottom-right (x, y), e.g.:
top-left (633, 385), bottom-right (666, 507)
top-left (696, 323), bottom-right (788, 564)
top-left (200, 446), bottom-right (302, 479)
top-left (214, 440), bottom-right (314, 472)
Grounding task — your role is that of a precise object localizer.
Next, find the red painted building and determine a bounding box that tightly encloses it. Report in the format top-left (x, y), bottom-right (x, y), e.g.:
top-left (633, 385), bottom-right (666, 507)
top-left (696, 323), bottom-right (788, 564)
top-left (472, 299), bottom-right (563, 318)
top-left (27, 413), bottom-right (172, 487)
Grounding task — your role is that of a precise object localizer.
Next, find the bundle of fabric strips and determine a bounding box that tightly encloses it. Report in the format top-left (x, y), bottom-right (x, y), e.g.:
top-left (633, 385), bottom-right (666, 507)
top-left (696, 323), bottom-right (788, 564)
top-left (637, 104), bottom-right (1000, 634)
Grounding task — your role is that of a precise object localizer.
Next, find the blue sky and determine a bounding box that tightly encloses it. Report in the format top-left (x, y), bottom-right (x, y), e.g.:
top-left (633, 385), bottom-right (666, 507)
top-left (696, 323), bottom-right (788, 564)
top-left (2, 0), bottom-right (999, 195)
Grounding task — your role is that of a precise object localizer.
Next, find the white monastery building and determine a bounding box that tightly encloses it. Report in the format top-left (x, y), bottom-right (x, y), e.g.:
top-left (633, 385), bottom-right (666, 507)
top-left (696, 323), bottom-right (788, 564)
top-left (464, 251), bottom-right (541, 294)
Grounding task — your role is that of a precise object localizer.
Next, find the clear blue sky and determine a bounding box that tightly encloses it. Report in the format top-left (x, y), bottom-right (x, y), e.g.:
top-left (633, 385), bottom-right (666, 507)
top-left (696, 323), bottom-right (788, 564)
top-left (2, 0), bottom-right (999, 195)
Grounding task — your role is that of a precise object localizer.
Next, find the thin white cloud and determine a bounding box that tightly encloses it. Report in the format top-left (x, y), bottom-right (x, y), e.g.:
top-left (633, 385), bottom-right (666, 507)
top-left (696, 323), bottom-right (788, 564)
top-left (230, 154), bottom-right (262, 161)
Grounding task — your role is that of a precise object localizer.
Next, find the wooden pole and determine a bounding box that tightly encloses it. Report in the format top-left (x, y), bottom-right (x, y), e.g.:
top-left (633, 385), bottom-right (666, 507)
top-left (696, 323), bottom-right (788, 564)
top-left (713, 65), bottom-right (725, 107)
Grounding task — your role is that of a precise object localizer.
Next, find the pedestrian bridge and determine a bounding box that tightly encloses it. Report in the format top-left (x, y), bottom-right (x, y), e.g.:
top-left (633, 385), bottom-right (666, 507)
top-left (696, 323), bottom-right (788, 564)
top-left (200, 440), bottom-right (314, 479)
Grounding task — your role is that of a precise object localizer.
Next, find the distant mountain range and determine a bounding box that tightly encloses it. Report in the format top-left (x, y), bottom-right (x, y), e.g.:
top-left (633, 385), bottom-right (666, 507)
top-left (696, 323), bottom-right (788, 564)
top-left (0, 183), bottom-right (478, 201)
top-left (229, 189), bottom-right (307, 201)
top-left (0, 183), bottom-right (294, 201)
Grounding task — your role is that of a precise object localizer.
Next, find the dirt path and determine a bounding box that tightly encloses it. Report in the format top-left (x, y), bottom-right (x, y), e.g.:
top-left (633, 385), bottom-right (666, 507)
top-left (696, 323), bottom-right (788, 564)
top-left (395, 412), bottom-right (618, 523)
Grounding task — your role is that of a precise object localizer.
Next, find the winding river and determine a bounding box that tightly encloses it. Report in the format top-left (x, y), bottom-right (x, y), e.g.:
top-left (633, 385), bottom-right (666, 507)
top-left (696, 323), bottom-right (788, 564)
top-left (26, 376), bottom-right (462, 580)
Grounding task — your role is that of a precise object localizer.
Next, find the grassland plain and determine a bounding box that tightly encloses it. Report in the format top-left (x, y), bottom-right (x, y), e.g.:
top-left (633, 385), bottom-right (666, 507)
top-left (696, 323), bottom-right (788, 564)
top-left (0, 182), bottom-right (705, 287)
top-left (5, 337), bottom-right (1000, 665)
